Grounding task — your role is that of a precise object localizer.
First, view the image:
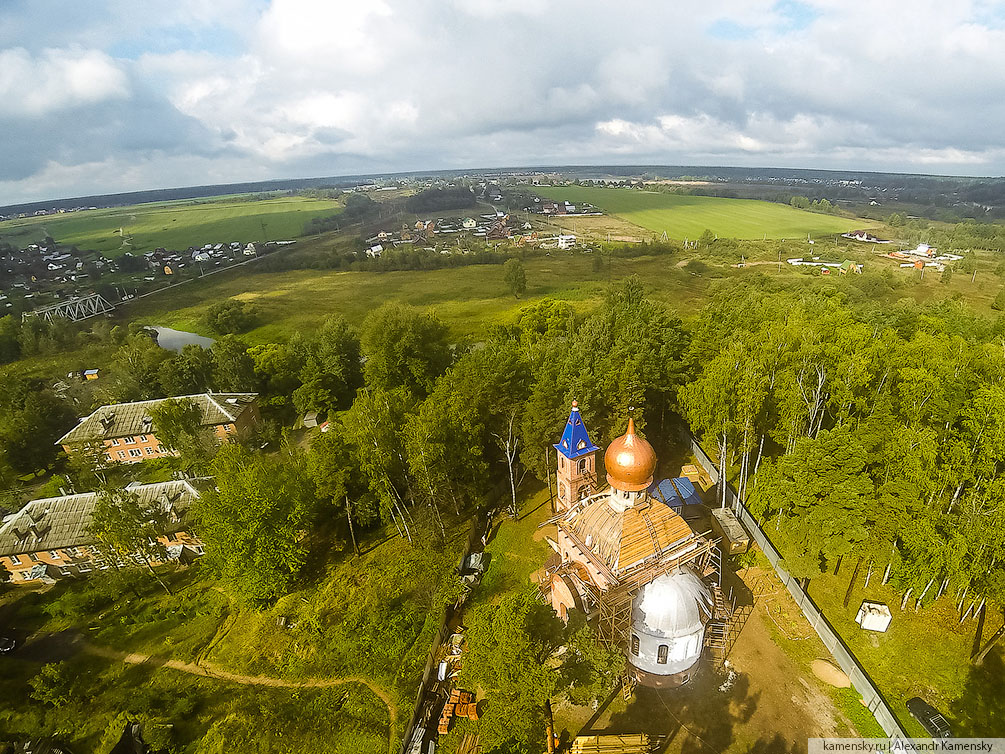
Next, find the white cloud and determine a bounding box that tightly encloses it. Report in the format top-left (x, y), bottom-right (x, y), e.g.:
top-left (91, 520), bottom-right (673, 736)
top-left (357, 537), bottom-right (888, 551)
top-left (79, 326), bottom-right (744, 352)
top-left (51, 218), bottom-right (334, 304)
top-left (4, 0), bottom-right (1005, 204)
top-left (0, 48), bottom-right (129, 117)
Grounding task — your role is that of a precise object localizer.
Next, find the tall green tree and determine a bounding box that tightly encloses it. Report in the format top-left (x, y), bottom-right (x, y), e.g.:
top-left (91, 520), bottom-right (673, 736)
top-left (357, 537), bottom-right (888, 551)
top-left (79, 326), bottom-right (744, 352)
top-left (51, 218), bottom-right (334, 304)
top-left (291, 315), bottom-right (363, 414)
top-left (158, 344), bottom-right (214, 395)
top-left (88, 488), bottom-right (174, 595)
top-left (461, 588), bottom-right (564, 751)
top-left (360, 303), bottom-right (451, 398)
top-left (504, 258), bottom-right (527, 298)
top-left (150, 397), bottom-right (213, 469)
top-left (211, 335), bottom-right (258, 392)
top-left (111, 331), bottom-right (171, 401)
top-left (0, 383), bottom-right (76, 476)
top-left (196, 444), bottom-right (319, 603)
top-left (341, 387), bottom-right (417, 542)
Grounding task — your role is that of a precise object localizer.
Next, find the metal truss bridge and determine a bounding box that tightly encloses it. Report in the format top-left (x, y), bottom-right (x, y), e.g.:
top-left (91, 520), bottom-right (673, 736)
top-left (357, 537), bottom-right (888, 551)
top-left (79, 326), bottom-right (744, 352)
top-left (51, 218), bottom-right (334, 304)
top-left (23, 293), bottom-right (115, 323)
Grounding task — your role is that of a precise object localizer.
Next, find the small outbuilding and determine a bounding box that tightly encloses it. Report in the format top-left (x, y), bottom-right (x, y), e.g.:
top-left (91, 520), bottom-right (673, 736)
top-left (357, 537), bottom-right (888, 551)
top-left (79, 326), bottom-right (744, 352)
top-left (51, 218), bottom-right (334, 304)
top-left (711, 507), bottom-right (750, 554)
top-left (855, 600), bottom-right (892, 632)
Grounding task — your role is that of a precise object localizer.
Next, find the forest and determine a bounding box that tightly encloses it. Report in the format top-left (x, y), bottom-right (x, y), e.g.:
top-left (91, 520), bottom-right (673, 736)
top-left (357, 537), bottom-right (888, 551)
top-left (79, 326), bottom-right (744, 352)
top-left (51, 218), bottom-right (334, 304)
top-left (682, 280), bottom-right (1005, 613)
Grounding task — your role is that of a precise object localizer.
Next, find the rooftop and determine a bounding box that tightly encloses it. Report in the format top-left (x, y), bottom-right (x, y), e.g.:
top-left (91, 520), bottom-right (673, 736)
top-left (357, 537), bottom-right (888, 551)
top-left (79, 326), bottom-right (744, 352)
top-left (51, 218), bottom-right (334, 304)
top-left (57, 392), bottom-right (257, 445)
top-left (555, 401), bottom-right (600, 460)
top-left (0, 479), bottom-right (201, 556)
top-left (562, 493), bottom-right (695, 575)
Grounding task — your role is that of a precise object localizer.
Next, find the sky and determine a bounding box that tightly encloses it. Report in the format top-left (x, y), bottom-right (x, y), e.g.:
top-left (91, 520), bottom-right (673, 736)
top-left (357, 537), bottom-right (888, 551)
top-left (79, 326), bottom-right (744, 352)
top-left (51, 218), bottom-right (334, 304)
top-left (2, 0), bottom-right (1005, 204)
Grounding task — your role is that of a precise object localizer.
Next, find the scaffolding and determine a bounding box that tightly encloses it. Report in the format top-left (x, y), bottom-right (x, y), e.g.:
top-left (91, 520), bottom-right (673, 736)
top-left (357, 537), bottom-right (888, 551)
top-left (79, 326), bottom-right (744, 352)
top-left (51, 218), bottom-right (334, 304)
top-left (574, 532), bottom-right (721, 649)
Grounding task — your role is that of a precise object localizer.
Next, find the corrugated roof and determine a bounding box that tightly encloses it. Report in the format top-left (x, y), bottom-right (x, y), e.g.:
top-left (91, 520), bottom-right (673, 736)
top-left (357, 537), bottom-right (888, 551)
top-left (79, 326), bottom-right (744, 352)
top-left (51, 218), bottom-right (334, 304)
top-left (57, 393), bottom-right (257, 445)
top-left (0, 480), bottom-right (201, 556)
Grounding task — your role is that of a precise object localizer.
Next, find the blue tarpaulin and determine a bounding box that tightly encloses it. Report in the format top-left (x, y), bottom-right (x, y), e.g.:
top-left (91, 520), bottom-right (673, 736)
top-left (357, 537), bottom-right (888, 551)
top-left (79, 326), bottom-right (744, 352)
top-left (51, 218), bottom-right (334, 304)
top-left (671, 477), bottom-right (702, 506)
top-left (648, 478), bottom-right (683, 511)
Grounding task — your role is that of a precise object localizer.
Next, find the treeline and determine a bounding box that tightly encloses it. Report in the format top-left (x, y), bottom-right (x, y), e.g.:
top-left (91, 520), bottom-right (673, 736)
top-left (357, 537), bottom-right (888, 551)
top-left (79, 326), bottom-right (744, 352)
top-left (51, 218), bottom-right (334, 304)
top-left (681, 279), bottom-right (1005, 610)
top-left (404, 186), bottom-right (476, 213)
top-left (892, 217), bottom-right (1005, 252)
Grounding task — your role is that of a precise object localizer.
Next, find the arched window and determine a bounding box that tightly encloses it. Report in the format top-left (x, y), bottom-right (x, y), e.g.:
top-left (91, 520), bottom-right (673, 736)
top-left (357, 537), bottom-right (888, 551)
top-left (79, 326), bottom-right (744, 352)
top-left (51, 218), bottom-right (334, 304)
top-left (657, 644), bottom-right (669, 664)
top-left (631, 635), bottom-right (640, 656)
top-left (577, 459), bottom-right (587, 474)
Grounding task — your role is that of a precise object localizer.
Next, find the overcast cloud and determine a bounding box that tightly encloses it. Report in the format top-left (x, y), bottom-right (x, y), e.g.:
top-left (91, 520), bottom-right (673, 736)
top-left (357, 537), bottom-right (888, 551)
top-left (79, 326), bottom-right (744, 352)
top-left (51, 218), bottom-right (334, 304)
top-left (2, 0), bottom-right (1005, 204)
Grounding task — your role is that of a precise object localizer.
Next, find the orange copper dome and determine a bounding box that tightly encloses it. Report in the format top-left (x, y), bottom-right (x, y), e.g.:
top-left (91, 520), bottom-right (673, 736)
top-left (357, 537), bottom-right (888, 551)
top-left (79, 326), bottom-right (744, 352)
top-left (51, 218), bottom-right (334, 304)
top-left (605, 418), bottom-right (657, 491)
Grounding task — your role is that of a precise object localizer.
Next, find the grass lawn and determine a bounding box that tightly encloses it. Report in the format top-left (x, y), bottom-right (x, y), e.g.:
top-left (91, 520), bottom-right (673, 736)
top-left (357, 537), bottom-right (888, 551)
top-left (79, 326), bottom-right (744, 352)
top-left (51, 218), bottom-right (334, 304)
top-left (0, 195), bottom-right (341, 257)
top-left (122, 238), bottom-right (1003, 349)
top-left (534, 185), bottom-right (868, 240)
top-left (807, 570), bottom-right (1005, 737)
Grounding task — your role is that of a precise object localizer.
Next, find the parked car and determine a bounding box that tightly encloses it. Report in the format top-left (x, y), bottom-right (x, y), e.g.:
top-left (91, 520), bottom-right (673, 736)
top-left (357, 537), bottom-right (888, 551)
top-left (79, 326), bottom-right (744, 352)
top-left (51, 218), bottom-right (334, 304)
top-left (0, 636), bottom-right (15, 653)
top-left (906, 697), bottom-right (952, 738)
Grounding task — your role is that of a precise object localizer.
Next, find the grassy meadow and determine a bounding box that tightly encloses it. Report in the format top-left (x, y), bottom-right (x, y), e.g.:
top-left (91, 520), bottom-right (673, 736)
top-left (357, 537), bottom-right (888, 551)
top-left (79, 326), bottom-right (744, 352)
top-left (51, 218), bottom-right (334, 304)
top-left (0, 195), bottom-right (341, 257)
top-left (126, 254), bottom-right (710, 342)
top-left (121, 236), bottom-right (1005, 347)
top-left (533, 185), bottom-right (867, 240)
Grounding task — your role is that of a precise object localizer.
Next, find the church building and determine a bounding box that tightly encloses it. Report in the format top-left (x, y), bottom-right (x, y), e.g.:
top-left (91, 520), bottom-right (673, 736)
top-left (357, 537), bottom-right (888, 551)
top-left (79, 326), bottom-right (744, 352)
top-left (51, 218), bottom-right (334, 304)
top-left (545, 402), bottom-right (720, 687)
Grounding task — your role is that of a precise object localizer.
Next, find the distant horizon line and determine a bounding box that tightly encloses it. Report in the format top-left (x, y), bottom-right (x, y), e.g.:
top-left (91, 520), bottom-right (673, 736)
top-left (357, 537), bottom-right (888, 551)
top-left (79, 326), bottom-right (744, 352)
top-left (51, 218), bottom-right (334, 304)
top-left (3, 161), bottom-right (1003, 216)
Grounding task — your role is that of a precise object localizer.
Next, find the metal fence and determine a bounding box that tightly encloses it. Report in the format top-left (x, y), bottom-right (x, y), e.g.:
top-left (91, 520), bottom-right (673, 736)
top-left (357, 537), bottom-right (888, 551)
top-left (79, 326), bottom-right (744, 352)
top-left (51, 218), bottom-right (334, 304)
top-left (684, 430), bottom-right (910, 740)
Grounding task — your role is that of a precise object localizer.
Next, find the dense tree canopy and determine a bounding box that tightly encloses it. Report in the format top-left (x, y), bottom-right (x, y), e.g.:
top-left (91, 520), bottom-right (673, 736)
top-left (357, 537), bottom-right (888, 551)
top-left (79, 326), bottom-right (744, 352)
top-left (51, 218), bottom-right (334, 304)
top-left (360, 303), bottom-right (451, 398)
top-left (196, 444), bottom-right (320, 603)
top-left (684, 279), bottom-right (1005, 603)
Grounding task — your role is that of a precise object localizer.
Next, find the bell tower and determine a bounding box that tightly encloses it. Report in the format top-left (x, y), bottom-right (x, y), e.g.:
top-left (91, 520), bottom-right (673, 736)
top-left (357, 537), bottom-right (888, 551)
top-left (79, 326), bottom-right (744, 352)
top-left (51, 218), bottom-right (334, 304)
top-left (554, 401), bottom-right (600, 512)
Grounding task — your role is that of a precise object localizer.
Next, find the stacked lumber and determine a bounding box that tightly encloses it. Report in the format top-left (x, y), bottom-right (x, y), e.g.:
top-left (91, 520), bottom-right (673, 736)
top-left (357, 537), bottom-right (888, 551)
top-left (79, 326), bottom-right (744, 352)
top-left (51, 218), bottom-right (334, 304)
top-left (571, 733), bottom-right (652, 753)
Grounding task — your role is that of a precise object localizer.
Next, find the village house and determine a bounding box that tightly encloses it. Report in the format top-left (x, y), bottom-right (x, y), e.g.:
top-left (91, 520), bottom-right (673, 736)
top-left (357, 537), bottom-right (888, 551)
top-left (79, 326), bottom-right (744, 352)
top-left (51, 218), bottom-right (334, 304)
top-left (57, 393), bottom-right (260, 464)
top-left (0, 480), bottom-right (204, 583)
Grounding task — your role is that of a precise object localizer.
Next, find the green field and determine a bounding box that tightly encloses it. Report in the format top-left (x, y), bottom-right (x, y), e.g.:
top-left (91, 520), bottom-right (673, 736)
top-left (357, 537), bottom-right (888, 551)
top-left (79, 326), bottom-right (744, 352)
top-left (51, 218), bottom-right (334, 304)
top-left (0, 195), bottom-right (341, 257)
top-left (128, 254), bottom-right (710, 342)
top-left (534, 185), bottom-right (866, 239)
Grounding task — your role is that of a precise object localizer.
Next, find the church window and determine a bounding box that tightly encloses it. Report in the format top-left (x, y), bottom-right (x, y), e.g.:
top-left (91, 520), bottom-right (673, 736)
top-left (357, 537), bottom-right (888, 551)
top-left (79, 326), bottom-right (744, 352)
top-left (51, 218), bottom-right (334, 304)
top-left (577, 440), bottom-right (586, 450)
top-left (657, 644), bottom-right (669, 664)
top-left (577, 459), bottom-right (587, 474)
top-left (630, 635), bottom-right (640, 656)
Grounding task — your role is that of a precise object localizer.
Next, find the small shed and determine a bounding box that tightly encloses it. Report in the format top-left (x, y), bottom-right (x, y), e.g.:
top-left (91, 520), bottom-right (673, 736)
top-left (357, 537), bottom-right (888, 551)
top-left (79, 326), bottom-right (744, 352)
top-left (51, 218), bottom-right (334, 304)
top-left (83, 368), bottom-right (99, 380)
top-left (855, 601), bottom-right (892, 632)
top-left (710, 508), bottom-right (750, 554)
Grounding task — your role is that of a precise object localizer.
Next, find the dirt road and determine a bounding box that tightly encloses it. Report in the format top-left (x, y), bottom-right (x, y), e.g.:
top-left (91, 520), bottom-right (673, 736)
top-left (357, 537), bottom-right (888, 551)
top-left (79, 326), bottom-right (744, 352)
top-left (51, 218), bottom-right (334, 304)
top-left (23, 630), bottom-right (401, 753)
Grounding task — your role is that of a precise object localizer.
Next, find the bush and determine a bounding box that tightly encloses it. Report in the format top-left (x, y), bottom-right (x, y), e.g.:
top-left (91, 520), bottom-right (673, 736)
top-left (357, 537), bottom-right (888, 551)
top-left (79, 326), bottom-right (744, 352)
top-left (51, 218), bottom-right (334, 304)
top-left (993, 287), bottom-right (1005, 311)
top-left (29, 662), bottom-right (74, 707)
top-left (206, 300), bottom-right (259, 335)
top-left (685, 258), bottom-right (709, 275)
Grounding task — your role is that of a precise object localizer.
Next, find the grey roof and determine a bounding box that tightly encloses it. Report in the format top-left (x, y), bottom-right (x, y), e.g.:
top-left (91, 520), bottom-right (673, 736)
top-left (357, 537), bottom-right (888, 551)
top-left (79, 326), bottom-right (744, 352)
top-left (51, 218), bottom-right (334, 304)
top-left (57, 392), bottom-right (257, 445)
top-left (0, 480), bottom-right (201, 556)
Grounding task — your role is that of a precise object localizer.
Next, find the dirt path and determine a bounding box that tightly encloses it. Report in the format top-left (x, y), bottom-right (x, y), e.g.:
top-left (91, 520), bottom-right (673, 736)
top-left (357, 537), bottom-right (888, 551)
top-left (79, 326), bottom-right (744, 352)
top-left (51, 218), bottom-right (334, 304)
top-left (27, 631), bottom-right (400, 753)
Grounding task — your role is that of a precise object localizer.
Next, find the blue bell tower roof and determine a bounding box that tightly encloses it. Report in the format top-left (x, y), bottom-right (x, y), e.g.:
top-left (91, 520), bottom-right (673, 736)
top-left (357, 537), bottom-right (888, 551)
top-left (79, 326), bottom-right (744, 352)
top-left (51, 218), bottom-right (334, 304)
top-left (554, 401), bottom-right (600, 460)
